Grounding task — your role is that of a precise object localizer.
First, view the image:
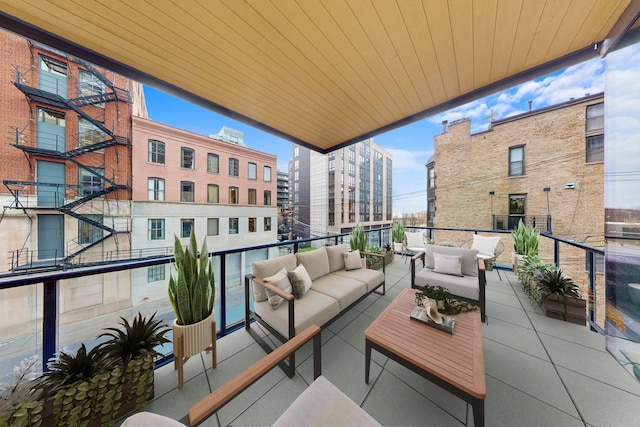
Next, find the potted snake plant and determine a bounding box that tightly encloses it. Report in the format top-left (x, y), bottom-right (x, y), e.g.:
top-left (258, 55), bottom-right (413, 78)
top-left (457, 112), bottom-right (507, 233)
top-left (511, 220), bottom-right (539, 273)
top-left (392, 221), bottom-right (405, 253)
top-left (168, 231), bottom-right (216, 388)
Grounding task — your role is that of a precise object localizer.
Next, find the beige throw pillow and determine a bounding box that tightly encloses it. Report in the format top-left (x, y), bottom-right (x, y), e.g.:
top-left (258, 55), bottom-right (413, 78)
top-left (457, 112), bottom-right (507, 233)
top-left (343, 250), bottom-right (363, 271)
top-left (263, 267), bottom-right (293, 309)
top-left (288, 264), bottom-right (313, 299)
top-left (433, 253), bottom-right (463, 277)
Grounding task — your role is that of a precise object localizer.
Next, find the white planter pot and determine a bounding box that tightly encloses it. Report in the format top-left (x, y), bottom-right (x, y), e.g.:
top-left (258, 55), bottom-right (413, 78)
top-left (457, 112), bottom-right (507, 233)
top-left (394, 242), bottom-right (403, 253)
top-left (173, 311), bottom-right (215, 358)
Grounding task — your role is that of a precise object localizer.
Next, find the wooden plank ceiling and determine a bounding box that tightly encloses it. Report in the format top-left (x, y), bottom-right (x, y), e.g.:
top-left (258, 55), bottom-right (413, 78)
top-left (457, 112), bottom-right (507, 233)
top-left (0, 0), bottom-right (635, 152)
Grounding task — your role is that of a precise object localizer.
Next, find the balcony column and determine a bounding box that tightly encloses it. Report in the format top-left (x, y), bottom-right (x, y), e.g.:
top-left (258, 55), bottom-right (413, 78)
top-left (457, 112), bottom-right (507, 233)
top-left (43, 279), bottom-right (58, 371)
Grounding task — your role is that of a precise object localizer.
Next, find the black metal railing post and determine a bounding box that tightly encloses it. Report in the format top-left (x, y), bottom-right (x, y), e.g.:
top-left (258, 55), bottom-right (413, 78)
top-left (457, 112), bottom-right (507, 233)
top-left (554, 239), bottom-right (560, 268)
top-left (219, 254), bottom-right (226, 334)
top-left (43, 279), bottom-right (58, 371)
top-left (587, 250), bottom-right (597, 332)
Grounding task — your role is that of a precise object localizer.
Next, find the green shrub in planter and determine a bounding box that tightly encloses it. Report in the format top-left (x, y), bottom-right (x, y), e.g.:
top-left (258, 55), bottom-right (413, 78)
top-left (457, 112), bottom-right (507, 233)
top-left (391, 222), bottom-right (405, 244)
top-left (512, 220), bottom-right (539, 256)
top-left (1, 313), bottom-right (168, 427)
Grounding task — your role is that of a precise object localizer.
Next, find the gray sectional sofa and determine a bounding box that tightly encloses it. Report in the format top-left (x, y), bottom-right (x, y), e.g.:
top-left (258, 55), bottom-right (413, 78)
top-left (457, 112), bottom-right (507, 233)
top-left (410, 244), bottom-right (487, 322)
top-left (244, 243), bottom-right (385, 376)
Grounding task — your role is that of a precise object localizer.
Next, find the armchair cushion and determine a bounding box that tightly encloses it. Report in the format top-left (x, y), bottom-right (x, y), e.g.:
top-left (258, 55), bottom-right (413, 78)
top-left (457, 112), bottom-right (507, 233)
top-left (471, 235), bottom-right (501, 258)
top-left (405, 231), bottom-right (425, 250)
top-left (433, 253), bottom-right (463, 277)
top-left (424, 245), bottom-right (479, 277)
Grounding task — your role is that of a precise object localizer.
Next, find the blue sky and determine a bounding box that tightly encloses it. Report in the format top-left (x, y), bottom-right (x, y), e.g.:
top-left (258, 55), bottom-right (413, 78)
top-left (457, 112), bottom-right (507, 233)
top-left (144, 58), bottom-right (604, 214)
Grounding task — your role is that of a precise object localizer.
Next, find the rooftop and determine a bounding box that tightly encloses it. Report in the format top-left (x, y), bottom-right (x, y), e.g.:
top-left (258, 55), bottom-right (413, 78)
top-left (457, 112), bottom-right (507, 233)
top-left (124, 258), bottom-right (640, 426)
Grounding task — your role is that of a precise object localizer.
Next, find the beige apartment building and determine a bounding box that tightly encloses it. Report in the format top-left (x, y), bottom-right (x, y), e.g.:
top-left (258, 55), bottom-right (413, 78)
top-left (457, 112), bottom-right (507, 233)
top-left (131, 118), bottom-right (278, 304)
top-left (429, 93), bottom-right (605, 299)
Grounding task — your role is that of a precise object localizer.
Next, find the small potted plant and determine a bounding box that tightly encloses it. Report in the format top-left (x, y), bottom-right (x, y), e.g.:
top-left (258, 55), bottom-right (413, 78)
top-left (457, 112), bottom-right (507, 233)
top-left (511, 220), bottom-right (539, 273)
top-left (392, 221), bottom-right (405, 253)
top-left (539, 269), bottom-right (586, 325)
top-left (168, 231), bottom-right (217, 388)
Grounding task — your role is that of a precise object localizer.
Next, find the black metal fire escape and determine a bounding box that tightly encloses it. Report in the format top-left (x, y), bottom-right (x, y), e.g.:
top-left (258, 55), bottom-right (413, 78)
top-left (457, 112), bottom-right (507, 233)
top-left (4, 53), bottom-right (131, 270)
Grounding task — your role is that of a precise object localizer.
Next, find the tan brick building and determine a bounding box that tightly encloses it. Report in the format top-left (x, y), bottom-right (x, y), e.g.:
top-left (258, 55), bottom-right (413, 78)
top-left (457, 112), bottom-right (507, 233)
top-left (429, 94), bottom-right (605, 306)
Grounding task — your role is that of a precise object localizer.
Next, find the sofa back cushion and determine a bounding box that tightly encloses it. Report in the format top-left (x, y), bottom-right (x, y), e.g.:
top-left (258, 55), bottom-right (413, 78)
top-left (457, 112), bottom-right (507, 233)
top-left (252, 253), bottom-right (297, 302)
top-left (296, 247), bottom-right (331, 281)
top-left (326, 244), bottom-right (348, 272)
top-left (424, 245), bottom-right (479, 277)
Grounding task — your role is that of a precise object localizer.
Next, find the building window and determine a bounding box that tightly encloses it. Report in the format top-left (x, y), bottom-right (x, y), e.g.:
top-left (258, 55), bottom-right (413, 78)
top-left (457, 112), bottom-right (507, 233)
top-left (248, 189), bottom-right (257, 205)
top-left (264, 166), bottom-right (272, 182)
top-left (428, 167), bottom-right (435, 188)
top-left (148, 265), bottom-right (165, 282)
top-left (229, 218), bottom-right (239, 234)
top-left (586, 103), bottom-right (604, 163)
top-left (427, 200), bottom-right (435, 226)
top-left (207, 153), bottom-right (219, 173)
top-left (181, 181), bottom-right (194, 202)
top-left (509, 146), bottom-right (524, 176)
top-left (79, 168), bottom-right (104, 197)
top-left (207, 184), bottom-right (219, 203)
top-left (248, 162), bottom-right (257, 180)
top-left (586, 135), bottom-right (604, 163)
top-left (78, 118), bottom-right (104, 147)
top-left (181, 219), bottom-right (194, 238)
top-left (148, 140), bottom-right (165, 164)
top-left (148, 219), bottom-right (165, 240)
top-left (264, 190), bottom-right (272, 205)
top-left (181, 147), bottom-right (194, 169)
top-left (78, 216), bottom-right (102, 244)
top-left (229, 158), bottom-right (239, 176)
top-left (508, 194), bottom-right (526, 230)
top-left (249, 217), bottom-right (257, 232)
top-left (207, 218), bottom-right (219, 236)
top-left (78, 70), bottom-right (105, 107)
top-left (264, 217), bottom-right (271, 231)
top-left (148, 178), bottom-right (165, 201)
top-left (229, 186), bottom-right (239, 204)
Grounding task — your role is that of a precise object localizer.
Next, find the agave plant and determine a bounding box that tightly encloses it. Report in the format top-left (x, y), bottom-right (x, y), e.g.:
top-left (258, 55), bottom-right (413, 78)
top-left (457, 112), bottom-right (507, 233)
top-left (349, 224), bottom-right (368, 252)
top-left (537, 269), bottom-right (581, 300)
top-left (168, 231), bottom-right (216, 326)
top-left (98, 312), bottom-right (170, 367)
top-left (511, 220), bottom-right (539, 256)
top-left (34, 344), bottom-right (113, 397)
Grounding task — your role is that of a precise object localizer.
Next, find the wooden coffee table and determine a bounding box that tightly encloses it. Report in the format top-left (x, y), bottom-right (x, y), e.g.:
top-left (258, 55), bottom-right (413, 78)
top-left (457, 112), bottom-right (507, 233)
top-left (365, 288), bottom-right (486, 427)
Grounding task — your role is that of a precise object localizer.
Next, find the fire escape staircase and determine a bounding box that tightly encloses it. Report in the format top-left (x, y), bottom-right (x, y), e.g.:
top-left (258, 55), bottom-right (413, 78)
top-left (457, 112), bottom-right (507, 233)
top-left (5, 63), bottom-right (131, 270)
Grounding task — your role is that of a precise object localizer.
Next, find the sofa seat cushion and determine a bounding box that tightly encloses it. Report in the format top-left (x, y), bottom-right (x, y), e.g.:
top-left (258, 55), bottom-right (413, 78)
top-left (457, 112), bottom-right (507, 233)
top-left (254, 290), bottom-right (340, 338)
top-left (414, 268), bottom-right (479, 301)
top-left (310, 274), bottom-right (367, 310)
top-left (333, 268), bottom-right (384, 293)
top-left (252, 254), bottom-right (298, 302)
top-left (273, 375), bottom-right (382, 427)
top-left (295, 247), bottom-right (331, 281)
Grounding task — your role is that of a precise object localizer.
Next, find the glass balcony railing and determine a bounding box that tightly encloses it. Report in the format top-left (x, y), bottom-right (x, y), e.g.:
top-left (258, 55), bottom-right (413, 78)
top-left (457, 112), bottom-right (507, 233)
top-left (0, 226), bottom-right (604, 381)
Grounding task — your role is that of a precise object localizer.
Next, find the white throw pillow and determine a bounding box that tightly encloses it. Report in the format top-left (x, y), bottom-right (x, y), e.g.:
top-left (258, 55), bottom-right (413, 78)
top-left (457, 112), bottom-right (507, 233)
top-left (288, 264), bottom-right (313, 299)
top-left (263, 267), bottom-right (293, 309)
top-left (343, 250), bottom-right (363, 271)
top-left (471, 235), bottom-right (500, 258)
top-left (405, 231), bottom-right (425, 248)
top-left (433, 253), bottom-right (463, 277)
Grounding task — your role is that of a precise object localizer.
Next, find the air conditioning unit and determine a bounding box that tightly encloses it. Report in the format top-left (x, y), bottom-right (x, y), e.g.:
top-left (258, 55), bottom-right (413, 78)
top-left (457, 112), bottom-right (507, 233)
top-left (564, 183), bottom-right (576, 189)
